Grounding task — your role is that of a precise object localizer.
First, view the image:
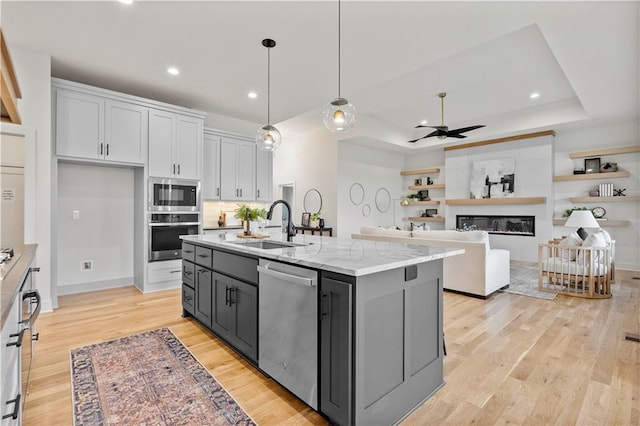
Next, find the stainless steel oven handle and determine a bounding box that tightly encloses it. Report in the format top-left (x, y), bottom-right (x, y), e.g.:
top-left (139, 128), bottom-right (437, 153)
top-left (148, 222), bottom-right (201, 227)
top-left (257, 265), bottom-right (316, 287)
top-left (21, 290), bottom-right (41, 327)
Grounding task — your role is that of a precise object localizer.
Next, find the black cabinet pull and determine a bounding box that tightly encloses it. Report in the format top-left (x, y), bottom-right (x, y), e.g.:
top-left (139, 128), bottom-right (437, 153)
top-left (184, 249), bottom-right (193, 254)
top-left (257, 189), bottom-right (260, 198)
top-left (320, 292), bottom-right (330, 319)
top-left (225, 286), bottom-right (230, 306)
top-left (216, 187), bottom-right (220, 197)
top-left (7, 329), bottom-right (25, 348)
top-left (100, 143), bottom-right (103, 155)
top-left (106, 143), bottom-right (110, 156)
top-left (2, 394), bottom-right (21, 420)
top-left (173, 164), bottom-right (176, 175)
top-left (197, 254), bottom-right (208, 258)
top-left (183, 270), bottom-right (193, 276)
top-left (178, 164), bottom-right (181, 175)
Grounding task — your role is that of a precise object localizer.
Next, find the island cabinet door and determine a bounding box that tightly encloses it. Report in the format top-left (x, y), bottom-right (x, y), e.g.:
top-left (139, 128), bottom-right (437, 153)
top-left (319, 273), bottom-right (353, 426)
top-left (211, 272), bottom-right (234, 339)
top-left (194, 268), bottom-right (213, 327)
top-left (230, 280), bottom-right (258, 362)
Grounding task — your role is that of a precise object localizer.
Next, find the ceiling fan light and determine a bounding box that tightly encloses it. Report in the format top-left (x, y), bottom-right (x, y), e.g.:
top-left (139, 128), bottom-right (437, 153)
top-left (256, 124), bottom-right (281, 152)
top-left (323, 97), bottom-right (356, 132)
top-left (437, 135), bottom-right (447, 140)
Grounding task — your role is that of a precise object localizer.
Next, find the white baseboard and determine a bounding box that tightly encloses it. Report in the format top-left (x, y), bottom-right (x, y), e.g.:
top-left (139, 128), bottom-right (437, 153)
top-left (57, 277), bottom-right (134, 296)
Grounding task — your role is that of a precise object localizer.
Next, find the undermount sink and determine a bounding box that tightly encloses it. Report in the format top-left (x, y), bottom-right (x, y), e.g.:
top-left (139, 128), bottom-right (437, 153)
top-left (229, 240), bottom-right (310, 250)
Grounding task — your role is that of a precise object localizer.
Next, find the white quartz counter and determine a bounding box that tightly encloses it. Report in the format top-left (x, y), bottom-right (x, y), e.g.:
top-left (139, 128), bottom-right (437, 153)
top-left (181, 233), bottom-right (464, 277)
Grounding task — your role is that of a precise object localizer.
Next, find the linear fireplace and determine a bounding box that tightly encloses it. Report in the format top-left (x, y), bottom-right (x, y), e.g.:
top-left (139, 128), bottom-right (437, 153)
top-left (456, 215), bottom-right (535, 236)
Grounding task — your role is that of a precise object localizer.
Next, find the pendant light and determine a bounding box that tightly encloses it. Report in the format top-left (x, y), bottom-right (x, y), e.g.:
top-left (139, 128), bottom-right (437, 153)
top-left (323, 0), bottom-right (356, 132)
top-left (256, 38), bottom-right (281, 152)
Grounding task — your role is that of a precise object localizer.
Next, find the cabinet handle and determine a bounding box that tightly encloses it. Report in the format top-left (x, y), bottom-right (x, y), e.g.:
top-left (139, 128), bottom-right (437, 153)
top-left (7, 329), bottom-right (25, 348)
top-left (257, 189), bottom-right (260, 198)
top-left (106, 143), bottom-right (109, 156)
top-left (240, 188), bottom-right (243, 197)
top-left (229, 287), bottom-right (236, 306)
top-left (173, 164), bottom-right (176, 175)
top-left (2, 394), bottom-right (20, 420)
top-left (320, 292), bottom-right (330, 319)
top-left (183, 270), bottom-right (193, 276)
top-left (216, 187), bottom-right (220, 197)
top-left (170, 270), bottom-right (181, 274)
top-left (225, 286), bottom-right (230, 306)
top-left (184, 250), bottom-right (193, 254)
top-left (197, 254), bottom-right (208, 258)
top-left (197, 268), bottom-right (207, 273)
top-left (178, 164), bottom-right (181, 175)
top-left (100, 143), bottom-right (104, 155)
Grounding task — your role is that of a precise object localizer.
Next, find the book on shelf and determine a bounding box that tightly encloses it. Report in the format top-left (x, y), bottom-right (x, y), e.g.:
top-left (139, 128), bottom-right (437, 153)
top-left (598, 183), bottom-right (614, 197)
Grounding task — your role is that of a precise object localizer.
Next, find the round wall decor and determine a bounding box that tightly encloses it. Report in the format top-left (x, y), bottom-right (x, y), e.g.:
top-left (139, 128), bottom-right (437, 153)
top-left (303, 189), bottom-right (323, 214)
top-left (374, 187), bottom-right (391, 213)
top-left (349, 183), bottom-right (365, 206)
top-left (362, 204), bottom-right (371, 217)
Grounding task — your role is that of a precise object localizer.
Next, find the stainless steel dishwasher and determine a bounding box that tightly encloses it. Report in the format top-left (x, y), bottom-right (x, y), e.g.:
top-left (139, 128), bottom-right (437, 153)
top-left (258, 259), bottom-right (318, 409)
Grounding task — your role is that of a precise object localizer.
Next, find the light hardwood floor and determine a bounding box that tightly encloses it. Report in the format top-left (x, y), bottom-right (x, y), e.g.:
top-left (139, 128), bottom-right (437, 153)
top-left (24, 270), bottom-right (639, 425)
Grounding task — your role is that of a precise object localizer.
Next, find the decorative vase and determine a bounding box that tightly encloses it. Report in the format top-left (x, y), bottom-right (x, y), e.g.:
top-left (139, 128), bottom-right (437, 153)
top-left (319, 218), bottom-right (325, 229)
top-left (310, 219), bottom-right (319, 228)
top-left (217, 215), bottom-right (224, 227)
top-left (243, 219), bottom-right (251, 236)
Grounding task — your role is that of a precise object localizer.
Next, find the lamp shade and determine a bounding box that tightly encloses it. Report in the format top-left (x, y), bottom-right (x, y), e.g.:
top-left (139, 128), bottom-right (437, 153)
top-left (565, 210), bottom-right (600, 229)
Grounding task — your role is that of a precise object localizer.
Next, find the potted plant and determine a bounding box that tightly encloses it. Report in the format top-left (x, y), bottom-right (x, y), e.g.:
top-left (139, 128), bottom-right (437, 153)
top-left (310, 212), bottom-right (322, 228)
top-left (234, 204), bottom-right (267, 235)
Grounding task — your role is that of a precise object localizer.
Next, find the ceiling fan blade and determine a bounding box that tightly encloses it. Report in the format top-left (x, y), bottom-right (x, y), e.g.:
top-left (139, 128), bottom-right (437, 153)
top-left (447, 125), bottom-right (486, 135)
top-left (414, 125), bottom-right (448, 130)
top-left (407, 129), bottom-right (442, 143)
top-left (446, 133), bottom-right (467, 139)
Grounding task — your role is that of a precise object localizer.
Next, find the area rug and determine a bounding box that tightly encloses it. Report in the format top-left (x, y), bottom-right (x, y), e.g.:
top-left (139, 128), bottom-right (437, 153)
top-left (499, 263), bottom-right (557, 300)
top-left (70, 328), bottom-right (256, 425)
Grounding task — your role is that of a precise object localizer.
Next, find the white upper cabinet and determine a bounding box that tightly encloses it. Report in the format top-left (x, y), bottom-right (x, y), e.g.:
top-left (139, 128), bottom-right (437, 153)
top-left (148, 109), bottom-right (203, 180)
top-left (55, 89), bottom-right (146, 164)
top-left (220, 136), bottom-right (255, 201)
top-left (255, 148), bottom-right (273, 201)
top-left (202, 133), bottom-right (221, 200)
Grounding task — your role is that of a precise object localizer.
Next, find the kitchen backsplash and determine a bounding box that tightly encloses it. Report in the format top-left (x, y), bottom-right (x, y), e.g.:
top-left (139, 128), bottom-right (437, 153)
top-left (202, 201), bottom-right (271, 228)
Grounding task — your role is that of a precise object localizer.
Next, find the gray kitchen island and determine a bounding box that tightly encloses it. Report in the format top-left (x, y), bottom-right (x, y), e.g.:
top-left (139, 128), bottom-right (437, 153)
top-left (180, 233), bottom-right (463, 426)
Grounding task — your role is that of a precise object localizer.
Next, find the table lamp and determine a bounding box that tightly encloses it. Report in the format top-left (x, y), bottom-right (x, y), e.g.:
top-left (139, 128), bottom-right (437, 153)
top-left (565, 210), bottom-right (600, 239)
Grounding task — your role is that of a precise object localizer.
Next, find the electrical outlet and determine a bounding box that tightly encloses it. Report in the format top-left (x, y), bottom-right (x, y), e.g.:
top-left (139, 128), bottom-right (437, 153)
top-left (82, 261), bottom-right (93, 271)
top-left (73, 210), bottom-right (80, 220)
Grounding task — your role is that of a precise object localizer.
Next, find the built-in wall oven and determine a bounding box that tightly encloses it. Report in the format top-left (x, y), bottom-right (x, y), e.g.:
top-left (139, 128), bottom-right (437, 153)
top-left (149, 213), bottom-right (200, 261)
top-left (148, 178), bottom-right (200, 212)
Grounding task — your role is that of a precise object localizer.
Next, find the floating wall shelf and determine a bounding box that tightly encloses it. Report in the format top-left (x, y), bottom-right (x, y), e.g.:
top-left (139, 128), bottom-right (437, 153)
top-left (408, 183), bottom-right (445, 190)
top-left (445, 197), bottom-right (546, 206)
top-left (569, 145), bottom-right (640, 159)
top-left (553, 218), bottom-right (630, 227)
top-left (405, 200), bottom-right (440, 206)
top-left (569, 195), bottom-right (639, 203)
top-left (553, 171), bottom-right (630, 182)
top-left (408, 216), bottom-right (445, 223)
top-left (400, 167), bottom-right (440, 176)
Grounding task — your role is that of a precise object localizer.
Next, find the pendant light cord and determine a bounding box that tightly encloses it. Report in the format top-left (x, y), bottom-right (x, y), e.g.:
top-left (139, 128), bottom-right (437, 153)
top-left (267, 46), bottom-right (271, 125)
top-left (441, 94), bottom-right (444, 126)
top-left (337, 0), bottom-right (341, 98)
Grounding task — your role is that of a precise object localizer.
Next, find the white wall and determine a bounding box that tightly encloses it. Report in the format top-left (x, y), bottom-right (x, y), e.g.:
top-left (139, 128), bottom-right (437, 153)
top-left (444, 135), bottom-right (555, 262)
top-left (57, 163), bottom-right (134, 294)
top-left (553, 119), bottom-right (639, 271)
top-left (272, 127), bottom-right (339, 234)
top-left (204, 112), bottom-right (260, 137)
top-left (10, 46), bottom-right (53, 311)
top-left (337, 142), bottom-right (405, 237)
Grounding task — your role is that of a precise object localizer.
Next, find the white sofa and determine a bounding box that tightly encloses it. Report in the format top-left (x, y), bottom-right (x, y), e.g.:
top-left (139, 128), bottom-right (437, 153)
top-left (352, 227), bottom-right (510, 298)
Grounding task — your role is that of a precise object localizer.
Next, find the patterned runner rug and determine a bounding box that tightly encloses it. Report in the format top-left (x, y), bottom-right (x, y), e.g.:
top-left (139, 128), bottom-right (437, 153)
top-left (499, 263), bottom-right (557, 300)
top-left (71, 328), bottom-right (256, 425)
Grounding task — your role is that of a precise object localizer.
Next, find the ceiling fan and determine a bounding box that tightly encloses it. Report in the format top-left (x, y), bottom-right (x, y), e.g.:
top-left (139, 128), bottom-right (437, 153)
top-left (408, 92), bottom-right (485, 143)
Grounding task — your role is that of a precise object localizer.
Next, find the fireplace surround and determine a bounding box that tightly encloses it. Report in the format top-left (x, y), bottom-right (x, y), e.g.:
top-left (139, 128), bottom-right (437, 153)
top-left (456, 215), bottom-right (535, 236)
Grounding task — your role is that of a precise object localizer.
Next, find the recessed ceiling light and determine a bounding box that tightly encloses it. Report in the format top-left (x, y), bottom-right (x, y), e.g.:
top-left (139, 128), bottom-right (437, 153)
top-left (118, 0), bottom-right (133, 4)
top-left (248, 92), bottom-right (258, 99)
top-left (530, 92), bottom-right (540, 99)
top-left (167, 67), bottom-right (180, 76)
top-left (420, 120), bottom-right (428, 125)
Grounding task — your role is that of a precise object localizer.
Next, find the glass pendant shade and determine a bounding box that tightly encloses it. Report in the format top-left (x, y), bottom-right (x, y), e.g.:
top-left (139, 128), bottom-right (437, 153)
top-left (256, 124), bottom-right (281, 152)
top-left (323, 97), bottom-right (356, 132)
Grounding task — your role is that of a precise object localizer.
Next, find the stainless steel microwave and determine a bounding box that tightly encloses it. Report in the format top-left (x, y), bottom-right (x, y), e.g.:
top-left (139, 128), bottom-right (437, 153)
top-left (149, 178), bottom-right (200, 212)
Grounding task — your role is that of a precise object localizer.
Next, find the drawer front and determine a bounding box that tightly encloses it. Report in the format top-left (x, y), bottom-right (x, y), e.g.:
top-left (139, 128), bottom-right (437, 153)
top-left (182, 243), bottom-right (196, 262)
top-left (182, 261), bottom-right (195, 288)
top-left (147, 259), bottom-right (182, 284)
top-left (212, 250), bottom-right (258, 284)
top-left (182, 285), bottom-right (195, 315)
top-left (195, 246), bottom-right (213, 268)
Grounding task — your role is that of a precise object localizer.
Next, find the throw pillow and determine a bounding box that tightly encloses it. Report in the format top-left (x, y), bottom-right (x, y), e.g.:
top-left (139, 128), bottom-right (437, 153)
top-left (576, 232), bottom-right (608, 264)
top-left (577, 227), bottom-right (589, 240)
top-left (557, 233), bottom-right (583, 261)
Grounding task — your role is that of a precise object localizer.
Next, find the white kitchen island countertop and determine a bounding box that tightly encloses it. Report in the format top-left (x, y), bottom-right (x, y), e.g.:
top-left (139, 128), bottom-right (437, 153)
top-left (181, 232), bottom-right (464, 277)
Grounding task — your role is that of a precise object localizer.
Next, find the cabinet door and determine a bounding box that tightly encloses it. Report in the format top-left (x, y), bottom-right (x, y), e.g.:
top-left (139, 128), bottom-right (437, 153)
top-left (176, 115), bottom-right (202, 180)
top-left (230, 279), bottom-right (258, 361)
top-left (256, 148), bottom-right (273, 201)
top-left (104, 100), bottom-right (147, 164)
top-left (194, 267), bottom-right (212, 327)
top-left (220, 138), bottom-right (239, 200)
top-left (202, 134), bottom-right (221, 200)
top-left (211, 272), bottom-right (234, 339)
top-left (148, 109), bottom-right (176, 178)
top-left (236, 140), bottom-right (256, 201)
top-left (320, 276), bottom-right (353, 426)
top-left (56, 90), bottom-right (104, 159)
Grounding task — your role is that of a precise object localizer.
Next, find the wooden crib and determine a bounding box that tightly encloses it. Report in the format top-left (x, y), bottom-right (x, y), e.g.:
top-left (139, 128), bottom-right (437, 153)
top-left (538, 238), bottom-right (613, 299)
